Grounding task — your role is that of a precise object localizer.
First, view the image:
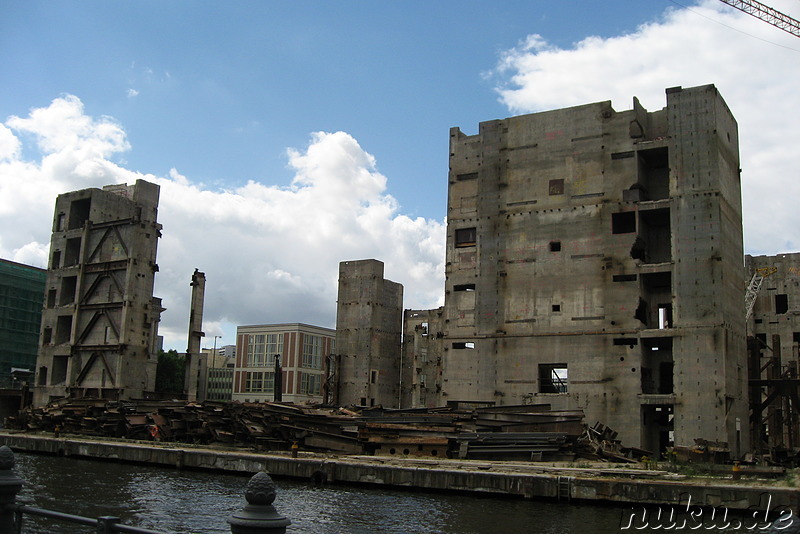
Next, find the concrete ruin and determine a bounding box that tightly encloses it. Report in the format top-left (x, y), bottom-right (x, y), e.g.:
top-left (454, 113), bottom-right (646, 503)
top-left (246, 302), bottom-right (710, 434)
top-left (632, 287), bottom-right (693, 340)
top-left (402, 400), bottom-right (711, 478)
top-left (395, 84), bottom-right (750, 455)
top-left (184, 268), bottom-right (206, 402)
top-left (34, 180), bottom-right (163, 405)
top-left (746, 253), bottom-right (800, 455)
top-left (335, 259), bottom-right (403, 407)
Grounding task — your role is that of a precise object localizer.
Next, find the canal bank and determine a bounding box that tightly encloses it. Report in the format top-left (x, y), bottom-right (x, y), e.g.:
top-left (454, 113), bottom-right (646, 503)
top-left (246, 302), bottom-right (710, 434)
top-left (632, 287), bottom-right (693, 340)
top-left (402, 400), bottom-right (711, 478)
top-left (2, 431), bottom-right (797, 513)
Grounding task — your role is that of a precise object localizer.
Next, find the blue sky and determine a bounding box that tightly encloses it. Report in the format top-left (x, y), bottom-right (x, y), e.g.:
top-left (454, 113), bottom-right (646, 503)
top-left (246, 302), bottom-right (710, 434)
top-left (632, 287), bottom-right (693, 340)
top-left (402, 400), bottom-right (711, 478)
top-left (2, 1), bottom-right (799, 350)
top-left (1, 1), bottom-right (671, 220)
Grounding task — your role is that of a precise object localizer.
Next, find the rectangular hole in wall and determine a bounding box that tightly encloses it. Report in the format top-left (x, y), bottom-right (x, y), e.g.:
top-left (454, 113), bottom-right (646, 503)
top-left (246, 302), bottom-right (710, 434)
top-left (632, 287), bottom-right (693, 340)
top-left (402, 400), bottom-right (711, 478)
top-left (59, 276), bottom-right (78, 305)
top-left (64, 237), bottom-right (82, 266)
top-left (455, 227), bottom-right (477, 247)
top-left (552, 304), bottom-right (561, 312)
top-left (776, 294), bottom-right (788, 314)
top-left (638, 208), bottom-right (671, 263)
top-left (539, 363), bottom-right (568, 393)
top-left (637, 147), bottom-right (670, 201)
top-left (51, 250), bottom-right (61, 269)
top-left (611, 151), bottom-right (635, 160)
top-left (613, 338), bottom-right (638, 347)
top-left (641, 338), bottom-right (673, 394)
top-left (549, 179), bottom-right (564, 195)
top-left (454, 284), bottom-right (476, 292)
top-left (55, 315), bottom-right (72, 344)
top-left (549, 241), bottom-right (561, 252)
top-left (37, 366), bottom-right (48, 386)
top-left (452, 342), bottom-right (475, 349)
top-left (613, 274), bottom-right (637, 282)
top-left (68, 198), bottom-right (91, 230)
top-left (457, 172), bottom-right (478, 181)
top-left (51, 355), bottom-right (69, 385)
top-left (47, 289), bottom-right (56, 308)
top-left (612, 212), bottom-right (636, 234)
top-left (658, 304), bottom-right (673, 329)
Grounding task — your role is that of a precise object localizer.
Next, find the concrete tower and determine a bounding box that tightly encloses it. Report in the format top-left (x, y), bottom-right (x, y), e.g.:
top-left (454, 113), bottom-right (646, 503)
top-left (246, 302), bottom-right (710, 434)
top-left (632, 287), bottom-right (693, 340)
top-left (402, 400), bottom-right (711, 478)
top-left (34, 180), bottom-right (162, 405)
top-left (335, 259), bottom-right (403, 407)
top-left (443, 85), bottom-right (747, 454)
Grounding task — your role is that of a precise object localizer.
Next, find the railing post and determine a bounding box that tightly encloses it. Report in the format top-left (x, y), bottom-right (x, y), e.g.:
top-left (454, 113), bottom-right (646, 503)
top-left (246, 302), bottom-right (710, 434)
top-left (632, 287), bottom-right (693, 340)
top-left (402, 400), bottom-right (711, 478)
top-left (228, 471), bottom-right (291, 534)
top-left (0, 445), bottom-right (24, 533)
top-left (97, 515), bottom-right (120, 533)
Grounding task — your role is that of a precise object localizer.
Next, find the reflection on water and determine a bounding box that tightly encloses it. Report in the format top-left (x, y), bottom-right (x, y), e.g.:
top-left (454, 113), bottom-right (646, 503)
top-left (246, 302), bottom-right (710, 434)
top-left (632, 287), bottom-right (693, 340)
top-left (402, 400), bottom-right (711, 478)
top-left (10, 453), bottom-right (756, 533)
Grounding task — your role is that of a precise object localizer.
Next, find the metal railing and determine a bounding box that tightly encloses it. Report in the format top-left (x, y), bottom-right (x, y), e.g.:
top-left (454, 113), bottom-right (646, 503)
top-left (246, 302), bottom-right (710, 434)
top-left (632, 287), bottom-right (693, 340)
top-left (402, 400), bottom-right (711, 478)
top-left (0, 445), bottom-right (291, 534)
top-left (12, 505), bottom-right (165, 533)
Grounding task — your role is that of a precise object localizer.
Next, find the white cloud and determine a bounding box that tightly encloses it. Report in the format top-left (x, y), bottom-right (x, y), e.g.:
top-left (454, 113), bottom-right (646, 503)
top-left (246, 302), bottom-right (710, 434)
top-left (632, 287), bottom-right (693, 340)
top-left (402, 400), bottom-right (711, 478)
top-left (491, 0), bottom-right (800, 255)
top-left (1, 96), bottom-right (445, 350)
top-left (127, 89), bottom-right (140, 98)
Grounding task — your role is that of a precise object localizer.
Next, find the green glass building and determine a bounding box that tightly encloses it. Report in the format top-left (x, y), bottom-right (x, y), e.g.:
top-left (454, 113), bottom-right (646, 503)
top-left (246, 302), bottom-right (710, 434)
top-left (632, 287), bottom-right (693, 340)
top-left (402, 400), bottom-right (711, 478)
top-left (0, 258), bottom-right (46, 385)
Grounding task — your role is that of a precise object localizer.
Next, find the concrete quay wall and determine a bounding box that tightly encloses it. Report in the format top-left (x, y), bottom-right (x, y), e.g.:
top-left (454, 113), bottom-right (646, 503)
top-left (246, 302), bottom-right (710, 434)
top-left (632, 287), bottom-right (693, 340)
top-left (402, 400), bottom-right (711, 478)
top-left (2, 432), bottom-right (797, 512)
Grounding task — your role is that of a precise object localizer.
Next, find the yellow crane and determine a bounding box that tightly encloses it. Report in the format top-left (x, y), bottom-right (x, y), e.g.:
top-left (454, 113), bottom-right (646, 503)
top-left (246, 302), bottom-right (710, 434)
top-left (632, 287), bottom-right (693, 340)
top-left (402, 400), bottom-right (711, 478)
top-left (745, 266), bottom-right (778, 320)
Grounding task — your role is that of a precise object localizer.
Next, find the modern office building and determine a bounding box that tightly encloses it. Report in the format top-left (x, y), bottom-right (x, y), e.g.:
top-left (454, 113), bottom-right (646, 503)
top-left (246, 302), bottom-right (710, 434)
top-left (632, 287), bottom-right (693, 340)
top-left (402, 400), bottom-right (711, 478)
top-left (0, 259), bottom-right (46, 385)
top-left (34, 180), bottom-right (163, 405)
top-left (233, 323), bottom-right (335, 404)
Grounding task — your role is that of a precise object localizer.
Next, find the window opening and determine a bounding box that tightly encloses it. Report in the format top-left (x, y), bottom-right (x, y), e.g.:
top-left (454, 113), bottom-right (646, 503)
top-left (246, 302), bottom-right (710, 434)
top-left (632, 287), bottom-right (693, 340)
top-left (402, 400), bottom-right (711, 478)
top-left (455, 227), bottom-right (477, 247)
top-left (549, 179), bottom-right (564, 195)
top-left (612, 212), bottom-right (636, 234)
top-left (539, 364), bottom-right (568, 393)
top-left (68, 198), bottom-right (91, 230)
top-left (776, 294), bottom-right (789, 314)
top-left (549, 241), bottom-right (561, 252)
top-left (64, 238), bottom-right (82, 266)
top-left (59, 276), bottom-right (78, 306)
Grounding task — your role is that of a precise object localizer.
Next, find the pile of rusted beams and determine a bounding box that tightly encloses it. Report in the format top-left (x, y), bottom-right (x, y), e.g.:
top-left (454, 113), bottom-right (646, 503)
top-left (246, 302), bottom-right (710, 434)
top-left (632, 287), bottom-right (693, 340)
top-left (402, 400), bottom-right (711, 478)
top-left (5, 400), bottom-right (641, 462)
top-left (573, 422), bottom-right (652, 463)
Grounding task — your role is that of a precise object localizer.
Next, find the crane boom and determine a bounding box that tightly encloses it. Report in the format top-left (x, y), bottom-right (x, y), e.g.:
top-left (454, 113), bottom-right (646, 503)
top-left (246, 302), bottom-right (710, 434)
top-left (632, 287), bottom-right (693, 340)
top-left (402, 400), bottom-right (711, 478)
top-left (719, 0), bottom-right (800, 38)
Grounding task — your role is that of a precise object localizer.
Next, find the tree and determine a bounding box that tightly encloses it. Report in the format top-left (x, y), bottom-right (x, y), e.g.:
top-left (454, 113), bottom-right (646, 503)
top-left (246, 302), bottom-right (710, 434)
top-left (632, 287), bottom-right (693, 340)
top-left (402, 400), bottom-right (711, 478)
top-left (155, 349), bottom-right (185, 394)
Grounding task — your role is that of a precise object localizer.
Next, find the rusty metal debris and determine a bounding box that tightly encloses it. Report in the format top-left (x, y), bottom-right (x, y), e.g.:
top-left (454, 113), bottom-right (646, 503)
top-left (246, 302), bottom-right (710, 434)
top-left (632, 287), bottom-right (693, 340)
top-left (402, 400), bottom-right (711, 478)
top-left (5, 400), bottom-right (645, 462)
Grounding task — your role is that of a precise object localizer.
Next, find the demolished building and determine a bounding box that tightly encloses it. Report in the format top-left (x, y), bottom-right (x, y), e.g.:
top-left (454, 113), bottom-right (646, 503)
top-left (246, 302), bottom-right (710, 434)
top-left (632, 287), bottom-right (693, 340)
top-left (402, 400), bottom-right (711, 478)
top-left (396, 84), bottom-right (750, 456)
top-left (34, 180), bottom-right (163, 405)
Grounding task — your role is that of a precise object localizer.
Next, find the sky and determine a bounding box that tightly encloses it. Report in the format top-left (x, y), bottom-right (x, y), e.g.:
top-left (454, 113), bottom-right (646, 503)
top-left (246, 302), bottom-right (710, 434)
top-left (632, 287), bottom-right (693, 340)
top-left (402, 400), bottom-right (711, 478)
top-left (1, 1), bottom-right (799, 351)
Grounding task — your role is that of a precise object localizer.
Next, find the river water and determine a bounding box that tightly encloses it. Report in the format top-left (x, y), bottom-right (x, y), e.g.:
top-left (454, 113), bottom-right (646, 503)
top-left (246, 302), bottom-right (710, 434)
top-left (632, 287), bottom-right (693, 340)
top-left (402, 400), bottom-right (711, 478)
top-left (10, 453), bottom-right (787, 533)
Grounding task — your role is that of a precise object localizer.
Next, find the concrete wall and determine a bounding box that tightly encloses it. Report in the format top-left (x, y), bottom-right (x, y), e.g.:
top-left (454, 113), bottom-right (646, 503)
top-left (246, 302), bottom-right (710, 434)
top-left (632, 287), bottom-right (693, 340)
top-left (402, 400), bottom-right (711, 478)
top-left (34, 179), bottom-right (162, 405)
top-left (401, 308), bottom-right (444, 408)
top-left (336, 259), bottom-right (403, 407)
top-left (747, 252), bottom-right (800, 450)
top-left (3, 433), bottom-right (796, 511)
top-left (439, 85), bottom-right (747, 454)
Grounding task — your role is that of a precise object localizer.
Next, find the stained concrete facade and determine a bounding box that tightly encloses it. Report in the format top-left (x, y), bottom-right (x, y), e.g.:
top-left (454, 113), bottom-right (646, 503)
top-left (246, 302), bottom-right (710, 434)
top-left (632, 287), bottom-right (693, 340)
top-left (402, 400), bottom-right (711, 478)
top-left (34, 180), bottom-right (162, 405)
top-left (401, 307), bottom-right (445, 408)
top-left (336, 260), bottom-right (403, 407)
top-left (440, 85), bottom-right (748, 454)
top-left (746, 253), bottom-right (800, 450)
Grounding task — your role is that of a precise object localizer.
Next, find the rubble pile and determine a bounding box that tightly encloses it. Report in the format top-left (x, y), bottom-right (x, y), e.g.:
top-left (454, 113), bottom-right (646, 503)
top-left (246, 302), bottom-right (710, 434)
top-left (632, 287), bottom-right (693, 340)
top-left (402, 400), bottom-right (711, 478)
top-left (5, 399), bottom-right (648, 462)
